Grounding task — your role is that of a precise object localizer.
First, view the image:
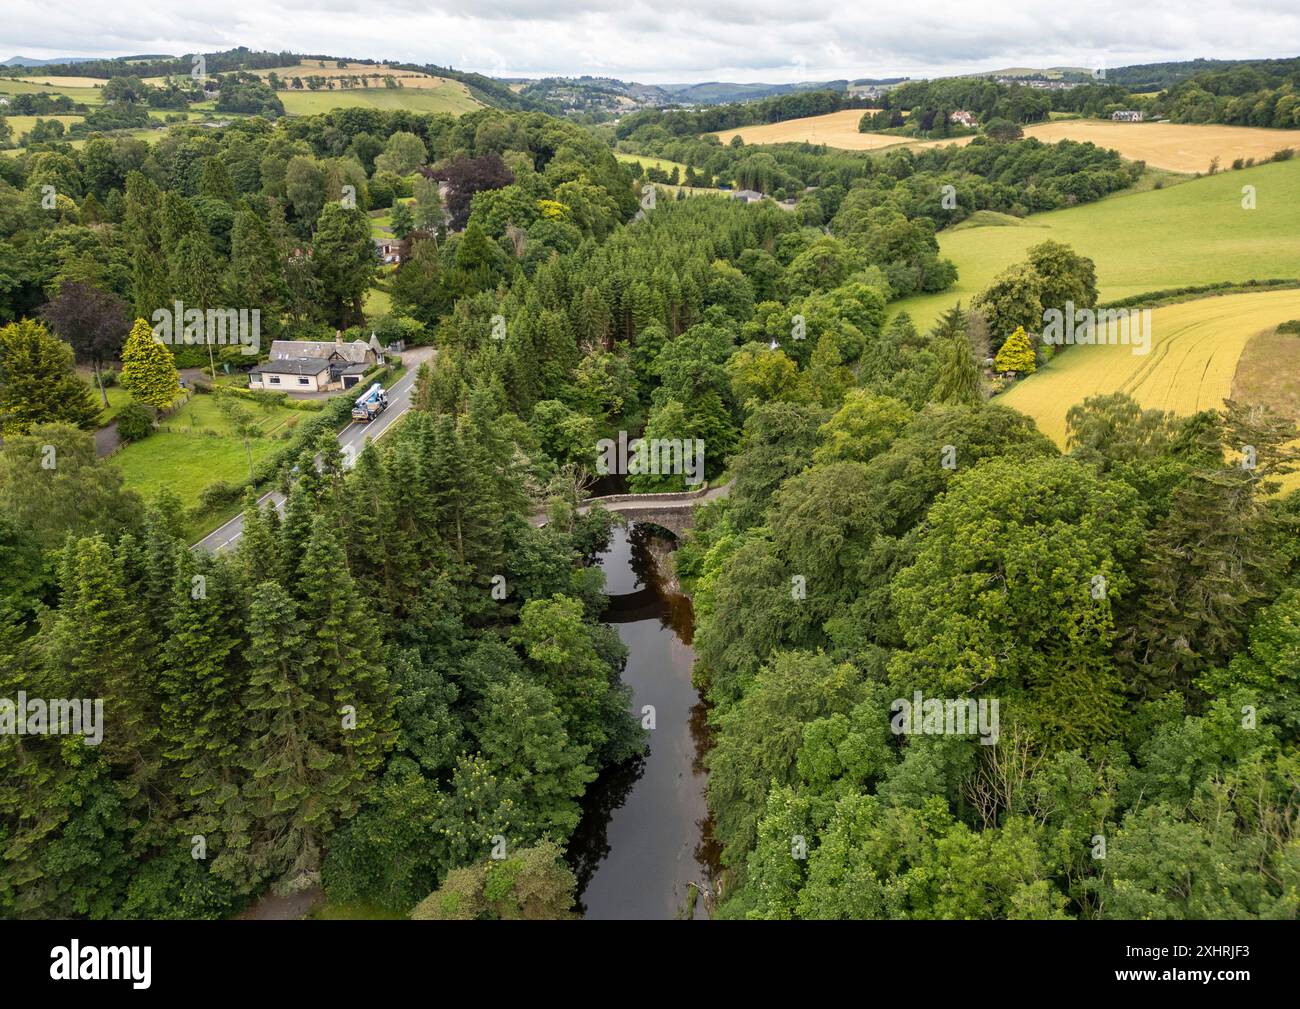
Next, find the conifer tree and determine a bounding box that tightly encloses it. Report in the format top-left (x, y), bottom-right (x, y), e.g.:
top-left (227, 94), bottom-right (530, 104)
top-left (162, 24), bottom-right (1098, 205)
top-left (122, 172), bottom-right (169, 319)
top-left (119, 318), bottom-right (179, 411)
top-left (229, 207), bottom-right (287, 338)
top-left (932, 330), bottom-right (983, 406)
top-left (239, 580), bottom-right (337, 884)
top-left (295, 516), bottom-right (396, 801)
top-left (994, 326), bottom-right (1037, 374)
top-left (234, 489), bottom-right (281, 589)
top-left (0, 319), bottom-right (101, 434)
top-left (159, 552), bottom-right (249, 876)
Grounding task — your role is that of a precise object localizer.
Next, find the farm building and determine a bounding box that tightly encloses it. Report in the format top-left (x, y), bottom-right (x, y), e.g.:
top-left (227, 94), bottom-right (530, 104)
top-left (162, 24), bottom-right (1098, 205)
top-left (248, 336), bottom-right (386, 393)
top-left (1111, 110), bottom-right (1145, 122)
top-left (950, 110), bottom-right (977, 127)
top-left (730, 189), bottom-right (765, 203)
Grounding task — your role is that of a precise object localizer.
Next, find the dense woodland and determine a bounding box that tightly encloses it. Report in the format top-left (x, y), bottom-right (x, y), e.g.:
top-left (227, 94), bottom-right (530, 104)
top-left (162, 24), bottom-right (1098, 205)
top-left (0, 74), bottom-right (1297, 919)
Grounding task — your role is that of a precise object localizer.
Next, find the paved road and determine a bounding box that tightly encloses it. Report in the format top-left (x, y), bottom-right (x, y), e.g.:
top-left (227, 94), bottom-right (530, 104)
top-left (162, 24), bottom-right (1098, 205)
top-left (192, 347), bottom-right (435, 553)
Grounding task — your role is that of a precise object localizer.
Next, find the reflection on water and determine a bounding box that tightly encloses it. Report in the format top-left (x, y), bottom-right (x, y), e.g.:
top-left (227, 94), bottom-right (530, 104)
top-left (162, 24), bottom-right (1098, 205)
top-left (567, 523), bottom-right (720, 919)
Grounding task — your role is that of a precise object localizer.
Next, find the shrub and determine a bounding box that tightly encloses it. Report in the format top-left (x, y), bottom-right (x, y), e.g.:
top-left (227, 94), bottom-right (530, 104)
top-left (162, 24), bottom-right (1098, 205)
top-left (116, 401), bottom-right (156, 442)
top-left (196, 480), bottom-right (242, 511)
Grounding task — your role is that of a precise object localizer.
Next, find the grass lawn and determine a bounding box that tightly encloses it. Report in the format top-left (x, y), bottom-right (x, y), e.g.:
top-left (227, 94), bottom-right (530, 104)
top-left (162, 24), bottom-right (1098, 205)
top-left (364, 287), bottom-right (393, 317)
top-left (369, 197), bottom-right (412, 238)
top-left (76, 369), bottom-right (130, 424)
top-left (893, 158), bottom-right (1300, 332)
top-left (90, 384), bottom-right (130, 425)
top-left (110, 393), bottom-right (304, 520)
top-left (615, 151), bottom-right (693, 176)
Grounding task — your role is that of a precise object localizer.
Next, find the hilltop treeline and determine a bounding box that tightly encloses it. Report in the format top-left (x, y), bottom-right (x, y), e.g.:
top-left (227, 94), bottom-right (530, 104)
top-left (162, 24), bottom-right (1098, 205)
top-left (613, 89), bottom-right (870, 139)
top-left (1152, 57), bottom-right (1300, 128)
top-left (619, 127), bottom-right (1139, 218)
top-left (0, 106), bottom-right (634, 337)
top-left (0, 47), bottom-right (295, 81)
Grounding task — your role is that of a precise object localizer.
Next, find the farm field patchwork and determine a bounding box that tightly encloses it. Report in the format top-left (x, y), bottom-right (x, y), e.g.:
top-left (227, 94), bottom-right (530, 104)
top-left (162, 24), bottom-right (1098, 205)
top-left (909, 119), bottom-right (1300, 173)
top-left (715, 111), bottom-right (1300, 174)
top-left (277, 84), bottom-right (479, 116)
top-left (711, 109), bottom-right (898, 149)
top-left (893, 158), bottom-right (1300, 332)
top-left (996, 288), bottom-right (1300, 458)
top-left (0, 77), bottom-right (105, 104)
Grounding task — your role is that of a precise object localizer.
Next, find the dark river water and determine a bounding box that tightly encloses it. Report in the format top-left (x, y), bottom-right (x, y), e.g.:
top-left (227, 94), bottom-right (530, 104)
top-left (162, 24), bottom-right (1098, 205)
top-left (566, 523), bottom-right (721, 919)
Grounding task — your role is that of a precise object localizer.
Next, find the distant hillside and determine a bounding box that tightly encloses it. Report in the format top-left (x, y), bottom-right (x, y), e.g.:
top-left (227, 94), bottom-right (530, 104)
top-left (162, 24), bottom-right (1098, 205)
top-left (2, 55), bottom-right (96, 67)
top-left (658, 79), bottom-right (850, 104)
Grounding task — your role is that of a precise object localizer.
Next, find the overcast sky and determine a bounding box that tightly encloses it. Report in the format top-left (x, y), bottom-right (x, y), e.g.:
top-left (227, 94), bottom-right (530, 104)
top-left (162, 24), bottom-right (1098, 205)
top-left (5, 0), bottom-right (1299, 83)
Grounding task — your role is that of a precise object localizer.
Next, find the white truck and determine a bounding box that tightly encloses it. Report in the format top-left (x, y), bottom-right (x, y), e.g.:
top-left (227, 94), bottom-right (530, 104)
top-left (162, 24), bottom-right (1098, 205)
top-left (351, 382), bottom-right (389, 423)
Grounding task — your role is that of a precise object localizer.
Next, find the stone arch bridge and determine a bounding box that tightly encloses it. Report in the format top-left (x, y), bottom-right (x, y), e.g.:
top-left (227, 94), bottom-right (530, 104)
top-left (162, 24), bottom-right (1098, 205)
top-left (531, 483), bottom-right (729, 537)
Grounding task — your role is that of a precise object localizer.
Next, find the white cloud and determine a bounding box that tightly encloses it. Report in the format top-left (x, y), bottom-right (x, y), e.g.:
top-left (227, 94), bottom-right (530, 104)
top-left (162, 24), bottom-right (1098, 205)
top-left (5, 0), bottom-right (1298, 83)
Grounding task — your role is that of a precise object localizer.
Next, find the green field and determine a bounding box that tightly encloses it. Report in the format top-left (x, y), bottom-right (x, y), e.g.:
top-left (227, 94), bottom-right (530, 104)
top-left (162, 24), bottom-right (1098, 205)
top-left (894, 158), bottom-right (1300, 331)
top-left (110, 392), bottom-right (305, 516)
top-left (3, 114), bottom-right (85, 137)
top-left (279, 85), bottom-right (480, 116)
top-left (0, 78), bottom-right (105, 105)
top-left (614, 151), bottom-right (692, 176)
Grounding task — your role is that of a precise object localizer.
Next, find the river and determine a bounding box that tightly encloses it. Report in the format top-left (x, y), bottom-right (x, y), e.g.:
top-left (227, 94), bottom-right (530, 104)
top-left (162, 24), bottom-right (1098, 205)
top-left (566, 522), bottom-right (721, 919)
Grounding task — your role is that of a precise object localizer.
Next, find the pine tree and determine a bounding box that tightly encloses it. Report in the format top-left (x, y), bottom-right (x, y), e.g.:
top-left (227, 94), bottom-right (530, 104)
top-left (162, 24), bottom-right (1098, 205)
top-left (158, 552), bottom-right (250, 879)
top-left (199, 157), bottom-right (237, 203)
top-left (295, 516), bottom-right (396, 806)
top-left (234, 488), bottom-right (281, 589)
top-left (238, 581), bottom-right (337, 885)
top-left (122, 172), bottom-right (169, 320)
top-left (1127, 404), bottom-right (1297, 696)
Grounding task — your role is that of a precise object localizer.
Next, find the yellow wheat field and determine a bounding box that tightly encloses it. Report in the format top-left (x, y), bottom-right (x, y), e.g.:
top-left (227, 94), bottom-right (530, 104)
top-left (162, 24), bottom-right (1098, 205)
top-left (711, 109), bottom-right (894, 149)
top-left (141, 62), bottom-right (457, 90)
top-left (13, 75), bottom-right (107, 88)
top-left (716, 112), bottom-right (1300, 173)
top-left (998, 289), bottom-right (1300, 452)
top-left (912, 119), bottom-right (1300, 173)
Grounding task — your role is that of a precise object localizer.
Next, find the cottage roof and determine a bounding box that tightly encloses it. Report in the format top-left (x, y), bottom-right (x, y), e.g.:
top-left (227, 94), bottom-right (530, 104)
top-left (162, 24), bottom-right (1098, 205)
top-left (268, 339), bottom-right (372, 366)
top-left (249, 357), bottom-right (331, 376)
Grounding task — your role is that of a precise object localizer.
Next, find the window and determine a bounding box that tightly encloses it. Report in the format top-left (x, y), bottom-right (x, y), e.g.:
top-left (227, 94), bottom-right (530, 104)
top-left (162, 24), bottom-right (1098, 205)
top-left (298, 377), bottom-right (311, 386)
top-left (269, 375), bottom-right (280, 385)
